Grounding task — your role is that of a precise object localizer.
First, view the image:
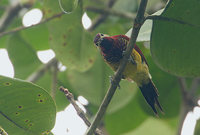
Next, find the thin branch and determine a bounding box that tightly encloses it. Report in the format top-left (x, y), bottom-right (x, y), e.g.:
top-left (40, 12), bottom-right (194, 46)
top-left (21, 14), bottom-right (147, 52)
top-left (51, 61), bottom-right (58, 99)
top-left (0, 2), bottom-right (32, 32)
top-left (59, 86), bottom-right (103, 135)
top-left (87, 0), bottom-right (117, 32)
top-left (86, 0), bottom-right (148, 135)
top-left (178, 77), bottom-right (198, 107)
top-left (0, 12), bottom-right (64, 38)
top-left (177, 77), bottom-right (189, 135)
top-left (26, 58), bottom-right (58, 83)
top-left (85, 6), bottom-right (136, 20)
top-left (178, 77), bottom-right (188, 94)
top-left (189, 77), bottom-right (200, 95)
top-left (177, 77), bottom-right (199, 135)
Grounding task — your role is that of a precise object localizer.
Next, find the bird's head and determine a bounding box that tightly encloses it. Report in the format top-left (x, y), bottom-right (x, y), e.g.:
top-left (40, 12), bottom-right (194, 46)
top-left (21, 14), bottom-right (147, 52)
top-left (93, 33), bottom-right (110, 47)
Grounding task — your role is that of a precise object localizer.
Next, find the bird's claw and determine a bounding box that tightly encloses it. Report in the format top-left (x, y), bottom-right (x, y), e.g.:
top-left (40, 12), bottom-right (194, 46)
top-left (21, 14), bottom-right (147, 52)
top-left (128, 56), bottom-right (136, 65)
top-left (109, 76), bottom-right (120, 89)
top-left (122, 51), bottom-right (136, 65)
top-left (122, 50), bottom-right (126, 57)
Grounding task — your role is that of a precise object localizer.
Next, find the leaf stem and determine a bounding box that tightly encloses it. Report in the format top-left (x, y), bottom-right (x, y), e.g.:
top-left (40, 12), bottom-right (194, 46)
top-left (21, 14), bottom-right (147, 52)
top-left (85, 0), bottom-right (148, 134)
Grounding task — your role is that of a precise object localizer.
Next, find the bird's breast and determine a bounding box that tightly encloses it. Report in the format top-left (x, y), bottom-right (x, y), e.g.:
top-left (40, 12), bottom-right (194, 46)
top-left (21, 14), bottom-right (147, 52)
top-left (101, 47), bottom-right (123, 63)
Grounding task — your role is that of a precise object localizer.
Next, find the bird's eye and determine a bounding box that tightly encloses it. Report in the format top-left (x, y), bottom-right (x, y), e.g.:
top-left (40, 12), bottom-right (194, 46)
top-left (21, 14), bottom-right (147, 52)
top-left (100, 33), bottom-right (104, 36)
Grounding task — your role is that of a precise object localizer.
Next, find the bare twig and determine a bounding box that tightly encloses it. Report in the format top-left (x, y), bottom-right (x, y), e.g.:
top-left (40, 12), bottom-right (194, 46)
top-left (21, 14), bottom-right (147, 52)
top-left (0, 2), bottom-right (32, 32)
top-left (51, 61), bottom-right (58, 99)
top-left (86, 0), bottom-right (148, 135)
top-left (26, 58), bottom-right (58, 83)
top-left (177, 77), bottom-right (189, 135)
top-left (85, 6), bottom-right (136, 20)
top-left (178, 77), bottom-right (188, 93)
top-left (0, 12), bottom-right (64, 38)
top-left (189, 77), bottom-right (200, 95)
top-left (59, 86), bottom-right (103, 135)
top-left (87, 0), bottom-right (117, 32)
top-left (178, 77), bottom-right (198, 108)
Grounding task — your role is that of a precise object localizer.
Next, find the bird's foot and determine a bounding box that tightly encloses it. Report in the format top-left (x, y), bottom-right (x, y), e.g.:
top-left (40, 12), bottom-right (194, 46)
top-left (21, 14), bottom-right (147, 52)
top-left (128, 56), bottom-right (136, 65)
top-left (109, 76), bottom-right (120, 89)
top-left (122, 51), bottom-right (136, 65)
top-left (122, 50), bottom-right (126, 57)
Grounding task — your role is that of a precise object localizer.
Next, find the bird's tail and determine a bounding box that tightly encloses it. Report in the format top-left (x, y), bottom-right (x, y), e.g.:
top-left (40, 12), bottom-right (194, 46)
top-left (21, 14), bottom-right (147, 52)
top-left (139, 79), bottom-right (164, 115)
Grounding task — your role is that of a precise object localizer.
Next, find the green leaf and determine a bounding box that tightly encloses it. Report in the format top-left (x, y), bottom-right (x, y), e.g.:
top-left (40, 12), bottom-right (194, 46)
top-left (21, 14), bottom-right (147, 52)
top-left (6, 33), bottom-right (42, 79)
top-left (0, 75), bottom-right (56, 135)
top-left (44, 0), bottom-right (96, 72)
top-left (20, 24), bottom-right (50, 51)
top-left (105, 93), bottom-right (148, 135)
top-left (122, 118), bottom-right (175, 135)
top-left (67, 54), bottom-right (137, 113)
top-left (151, 0), bottom-right (200, 77)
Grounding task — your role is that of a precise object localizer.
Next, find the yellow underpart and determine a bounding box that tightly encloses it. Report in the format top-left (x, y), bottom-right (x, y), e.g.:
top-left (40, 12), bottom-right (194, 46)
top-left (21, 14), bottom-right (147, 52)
top-left (107, 49), bottom-right (150, 87)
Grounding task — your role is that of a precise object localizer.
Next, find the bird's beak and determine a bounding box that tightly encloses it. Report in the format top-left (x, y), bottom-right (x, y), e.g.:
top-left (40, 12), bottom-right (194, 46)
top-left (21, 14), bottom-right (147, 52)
top-left (94, 33), bottom-right (102, 47)
top-left (94, 33), bottom-right (109, 47)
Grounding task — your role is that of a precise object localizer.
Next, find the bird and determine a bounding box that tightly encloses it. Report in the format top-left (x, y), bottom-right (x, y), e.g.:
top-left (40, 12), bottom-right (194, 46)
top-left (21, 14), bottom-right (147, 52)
top-left (93, 33), bottom-right (163, 115)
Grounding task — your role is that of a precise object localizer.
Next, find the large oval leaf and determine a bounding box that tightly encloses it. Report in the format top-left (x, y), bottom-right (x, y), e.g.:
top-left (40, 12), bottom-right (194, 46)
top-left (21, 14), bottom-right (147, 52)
top-left (7, 34), bottom-right (42, 79)
top-left (151, 0), bottom-right (200, 77)
top-left (0, 75), bottom-right (56, 135)
top-left (44, 0), bottom-right (96, 72)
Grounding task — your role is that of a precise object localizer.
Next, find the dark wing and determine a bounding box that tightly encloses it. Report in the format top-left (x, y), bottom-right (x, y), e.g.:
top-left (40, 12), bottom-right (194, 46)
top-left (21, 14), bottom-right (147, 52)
top-left (139, 79), bottom-right (164, 115)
